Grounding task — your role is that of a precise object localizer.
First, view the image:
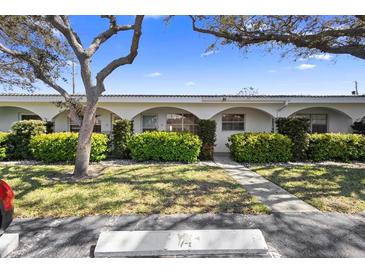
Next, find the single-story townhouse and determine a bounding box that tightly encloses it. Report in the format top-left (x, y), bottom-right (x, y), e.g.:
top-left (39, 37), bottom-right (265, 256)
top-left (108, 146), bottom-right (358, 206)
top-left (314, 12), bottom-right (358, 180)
top-left (1, 93), bottom-right (365, 152)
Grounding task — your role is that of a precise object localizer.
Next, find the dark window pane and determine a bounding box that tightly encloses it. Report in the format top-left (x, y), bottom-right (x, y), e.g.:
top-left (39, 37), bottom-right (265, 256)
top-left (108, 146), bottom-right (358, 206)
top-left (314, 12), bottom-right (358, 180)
top-left (21, 115), bottom-right (41, 121)
top-left (312, 124), bottom-right (327, 133)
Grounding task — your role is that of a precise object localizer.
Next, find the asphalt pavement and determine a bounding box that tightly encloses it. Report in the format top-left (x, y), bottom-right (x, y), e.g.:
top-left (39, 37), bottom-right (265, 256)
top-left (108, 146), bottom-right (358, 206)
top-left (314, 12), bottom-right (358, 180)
top-left (5, 212), bottom-right (365, 258)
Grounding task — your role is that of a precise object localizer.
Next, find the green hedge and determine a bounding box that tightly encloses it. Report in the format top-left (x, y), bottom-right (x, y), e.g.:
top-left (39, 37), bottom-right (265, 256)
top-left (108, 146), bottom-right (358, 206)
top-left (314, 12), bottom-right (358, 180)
top-left (307, 133), bottom-right (365, 162)
top-left (128, 131), bottom-right (202, 163)
top-left (0, 132), bottom-right (9, 160)
top-left (7, 120), bottom-right (47, 159)
top-left (276, 117), bottom-right (310, 160)
top-left (228, 133), bottom-right (293, 163)
top-left (30, 132), bottom-right (109, 163)
top-left (197, 119), bottom-right (216, 160)
top-left (112, 119), bottom-right (133, 159)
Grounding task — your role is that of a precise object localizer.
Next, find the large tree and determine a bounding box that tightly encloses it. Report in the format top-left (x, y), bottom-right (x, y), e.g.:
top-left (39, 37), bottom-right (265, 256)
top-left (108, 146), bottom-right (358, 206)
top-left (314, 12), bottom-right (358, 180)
top-left (190, 16), bottom-right (365, 60)
top-left (0, 15), bottom-right (144, 178)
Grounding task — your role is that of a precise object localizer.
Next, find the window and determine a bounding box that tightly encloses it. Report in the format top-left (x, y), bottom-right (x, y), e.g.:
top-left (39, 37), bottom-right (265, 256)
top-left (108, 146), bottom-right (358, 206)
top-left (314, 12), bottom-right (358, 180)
top-left (142, 115), bottom-right (158, 132)
top-left (166, 113), bottom-right (199, 134)
top-left (69, 116), bottom-right (101, 133)
top-left (294, 113), bottom-right (328, 133)
top-left (21, 114), bottom-right (41, 121)
top-left (222, 114), bottom-right (245, 131)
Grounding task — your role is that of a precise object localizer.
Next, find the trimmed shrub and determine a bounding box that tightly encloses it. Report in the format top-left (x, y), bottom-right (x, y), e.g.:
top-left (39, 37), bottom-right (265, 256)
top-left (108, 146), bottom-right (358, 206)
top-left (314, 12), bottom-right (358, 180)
top-left (276, 117), bottom-right (310, 160)
top-left (128, 131), bottom-right (202, 163)
top-left (30, 132), bottom-right (109, 162)
top-left (0, 132), bottom-right (9, 160)
top-left (6, 120), bottom-right (47, 159)
top-left (228, 133), bottom-right (293, 163)
top-left (197, 119), bottom-right (216, 160)
top-left (112, 119), bottom-right (133, 159)
top-left (307, 133), bottom-right (365, 162)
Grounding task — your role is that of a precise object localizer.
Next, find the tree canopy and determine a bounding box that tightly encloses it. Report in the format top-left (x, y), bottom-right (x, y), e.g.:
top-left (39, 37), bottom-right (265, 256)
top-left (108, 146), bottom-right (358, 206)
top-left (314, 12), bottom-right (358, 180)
top-left (191, 16), bottom-right (365, 60)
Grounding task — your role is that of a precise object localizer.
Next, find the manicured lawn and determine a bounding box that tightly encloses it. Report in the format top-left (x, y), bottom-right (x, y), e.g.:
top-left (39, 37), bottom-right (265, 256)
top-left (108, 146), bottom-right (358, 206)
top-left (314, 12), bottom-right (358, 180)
top-left (251, 164), bottom-right (365, 213)
top-left (0, 163), bottom-right (270, 217)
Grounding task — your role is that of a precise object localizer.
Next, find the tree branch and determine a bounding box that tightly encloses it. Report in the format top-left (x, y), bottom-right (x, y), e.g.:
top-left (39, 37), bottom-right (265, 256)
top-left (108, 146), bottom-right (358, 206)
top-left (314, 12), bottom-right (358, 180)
top-left (96, 15), bottom-right (144, 94)
top-left (86, 16), bottom-right (134, 57)
top-left (190, 16), bottom-right (365, 60)
top-left (46, 16), bottom-right (85, 58)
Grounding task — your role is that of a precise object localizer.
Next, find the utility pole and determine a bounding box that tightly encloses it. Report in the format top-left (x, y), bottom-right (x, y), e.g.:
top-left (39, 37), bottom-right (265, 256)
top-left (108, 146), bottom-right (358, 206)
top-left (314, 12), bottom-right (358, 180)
top-left (352, 81), bottom-right (359, 95)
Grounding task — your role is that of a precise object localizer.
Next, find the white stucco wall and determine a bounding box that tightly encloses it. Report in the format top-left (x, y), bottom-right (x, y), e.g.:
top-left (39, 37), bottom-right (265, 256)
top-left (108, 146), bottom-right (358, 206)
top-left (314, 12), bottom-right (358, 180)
top-left (212, 107), bottom-right (274, 152)
top-left (0, 107), bottom-right (40, 132)
top-left (53, 108), bottom-right (114, 133)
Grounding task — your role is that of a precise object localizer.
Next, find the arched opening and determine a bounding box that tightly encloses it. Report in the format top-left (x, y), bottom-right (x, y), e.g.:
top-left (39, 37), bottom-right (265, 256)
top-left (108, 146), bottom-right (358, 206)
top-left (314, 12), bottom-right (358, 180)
top-left (51, 107), bottom-right (122, 134)
top-left (132, 107), bottom-right (199, 134)
top-left (0, 106), bottom-right (42, 132)
top-left (211, 107), bottom-right (275, 153)
top-left (290, 107), bottom-right (353, 133)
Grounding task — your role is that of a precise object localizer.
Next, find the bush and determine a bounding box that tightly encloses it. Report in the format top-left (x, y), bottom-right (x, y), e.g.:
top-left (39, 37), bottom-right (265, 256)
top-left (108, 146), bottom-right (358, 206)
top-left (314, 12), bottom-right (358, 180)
top-left (30, 132), bottom-right (109, 162)
top-left (276, 117), bottom-right (310, 160)
top-left (307, 133), bottom-right (365, 162)
top-left (0, 132), bottom-right (9, 160)
top-left (128, 131), bottom-right (202, 163)
top-left (112, 119), bottom-right (133, 158)
top-left (197, 119), bottom-right (216, 160)
top-left (228, 133), bottom-right (293, 163)
top-left (6, 120), bottom-right (47, 159)
top-left (351, 118), bottom-right (365, 134)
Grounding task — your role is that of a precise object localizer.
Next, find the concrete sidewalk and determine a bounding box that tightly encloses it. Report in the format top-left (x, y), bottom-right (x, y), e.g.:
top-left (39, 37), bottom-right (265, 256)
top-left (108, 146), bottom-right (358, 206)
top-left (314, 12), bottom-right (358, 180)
top-left (213, 155), bottom-right (319, 213)
top-left (6, 213), bottom-right (365, 257)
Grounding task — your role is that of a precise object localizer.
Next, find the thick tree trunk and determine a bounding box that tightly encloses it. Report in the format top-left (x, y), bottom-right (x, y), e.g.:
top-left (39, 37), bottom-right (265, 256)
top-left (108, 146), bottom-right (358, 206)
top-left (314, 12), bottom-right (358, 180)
top-left (73, 101), bottom-right (97, 178)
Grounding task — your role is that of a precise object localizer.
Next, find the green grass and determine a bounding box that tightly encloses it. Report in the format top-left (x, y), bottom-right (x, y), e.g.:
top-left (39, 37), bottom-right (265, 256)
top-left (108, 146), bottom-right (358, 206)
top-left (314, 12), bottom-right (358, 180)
top-left (251, 165), bottom-right (365, 213)
top-left (0, 163), bottom-right (270, 217)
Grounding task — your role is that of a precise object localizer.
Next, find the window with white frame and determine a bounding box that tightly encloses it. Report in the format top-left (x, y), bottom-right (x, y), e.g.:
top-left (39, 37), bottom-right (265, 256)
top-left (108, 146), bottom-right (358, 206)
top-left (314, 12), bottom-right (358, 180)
top-left (166, 113), bottom-right (199, 134)
top-left (222, 114), bottom-right (245, 131)
top-left (294, 113), bottom-right (328, 133)
top-left (142, 114), bottom-right (158, 132)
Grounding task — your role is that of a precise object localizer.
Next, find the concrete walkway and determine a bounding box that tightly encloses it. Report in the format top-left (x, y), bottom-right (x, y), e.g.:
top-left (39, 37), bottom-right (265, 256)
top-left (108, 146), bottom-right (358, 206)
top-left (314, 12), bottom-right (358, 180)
top-left (213, 155), bottom-right (319, 213)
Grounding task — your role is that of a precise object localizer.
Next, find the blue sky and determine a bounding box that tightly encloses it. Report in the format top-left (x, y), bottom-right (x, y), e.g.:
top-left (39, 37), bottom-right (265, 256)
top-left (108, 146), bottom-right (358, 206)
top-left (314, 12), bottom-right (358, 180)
top-left (34, 16), bottom-right (365, 95)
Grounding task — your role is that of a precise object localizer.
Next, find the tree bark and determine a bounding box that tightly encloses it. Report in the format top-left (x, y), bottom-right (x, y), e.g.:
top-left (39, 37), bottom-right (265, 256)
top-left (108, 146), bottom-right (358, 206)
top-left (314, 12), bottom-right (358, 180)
top-left (73, 99), bottom-right (97, 178)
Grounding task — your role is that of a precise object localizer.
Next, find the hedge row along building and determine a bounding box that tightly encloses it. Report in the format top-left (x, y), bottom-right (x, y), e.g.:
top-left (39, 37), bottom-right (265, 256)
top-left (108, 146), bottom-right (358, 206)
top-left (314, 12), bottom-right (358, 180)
top-left (1, 93), bottom-right (365, 152)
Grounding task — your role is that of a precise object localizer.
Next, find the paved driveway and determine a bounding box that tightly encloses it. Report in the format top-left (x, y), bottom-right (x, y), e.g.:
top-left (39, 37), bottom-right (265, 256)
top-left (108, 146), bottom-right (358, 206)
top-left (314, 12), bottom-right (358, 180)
top-left (5, 212), bottom-right (365, 258)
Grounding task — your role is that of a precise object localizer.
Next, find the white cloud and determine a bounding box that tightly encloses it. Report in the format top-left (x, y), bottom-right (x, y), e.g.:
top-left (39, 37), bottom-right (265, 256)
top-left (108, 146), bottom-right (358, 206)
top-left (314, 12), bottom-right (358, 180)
top-left (185, 81), bottom-right (196, 86)
top-left (145, 15), bottom-right (164, 20)
top-left (268, 69), bottom-right (277, 73)
top-left (310, 53), bottom-right (333, 61)
top-left (297, 64), bottom-right (316, 70)
top-left (299, 53), bottom-right (333, 62)
top-left (200, 50), bottom-right (219, 57)
top-left (146, 72), bottom-right (162, 77)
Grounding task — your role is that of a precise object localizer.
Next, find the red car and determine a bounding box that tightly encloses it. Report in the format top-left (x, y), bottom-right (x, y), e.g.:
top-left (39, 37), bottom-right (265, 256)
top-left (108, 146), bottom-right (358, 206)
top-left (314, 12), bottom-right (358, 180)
top-left (0, 179), bottom-right (14, 235)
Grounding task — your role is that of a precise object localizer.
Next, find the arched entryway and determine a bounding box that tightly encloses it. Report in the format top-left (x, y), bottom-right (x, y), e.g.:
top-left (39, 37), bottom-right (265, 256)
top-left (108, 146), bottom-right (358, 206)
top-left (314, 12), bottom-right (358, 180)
top-left (211, 106), bottom-right (275, 152)
top-left (132, 107), bottom-right (199, 134)
top-left (289, 107), bottom-right (353, 133)
top-left (51, 107), bottom-right (122, 134)
top-left (0, 106), bottom-right (42, 132)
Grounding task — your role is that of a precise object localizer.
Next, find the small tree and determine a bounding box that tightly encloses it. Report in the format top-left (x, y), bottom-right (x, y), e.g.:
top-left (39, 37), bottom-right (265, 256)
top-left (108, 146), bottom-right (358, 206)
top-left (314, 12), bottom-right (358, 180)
top-left (112, 119), bottom-right (134, 159)
top-left (0, 16), bottom-right (144, 177)
top-left (197, 119), bottom-right (216, 160)
top-left (276, 117), bottom-right (310, 161)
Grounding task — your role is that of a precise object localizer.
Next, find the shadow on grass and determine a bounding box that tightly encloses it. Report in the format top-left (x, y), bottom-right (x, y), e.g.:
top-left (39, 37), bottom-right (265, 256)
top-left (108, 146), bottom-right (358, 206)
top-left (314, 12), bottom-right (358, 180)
top-left (252, 165), bottom-right (365, 212)
top-left (0, 164), bottom-right (270, 217)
